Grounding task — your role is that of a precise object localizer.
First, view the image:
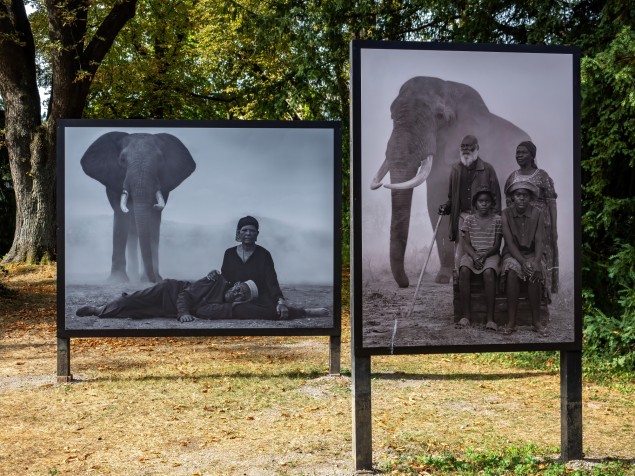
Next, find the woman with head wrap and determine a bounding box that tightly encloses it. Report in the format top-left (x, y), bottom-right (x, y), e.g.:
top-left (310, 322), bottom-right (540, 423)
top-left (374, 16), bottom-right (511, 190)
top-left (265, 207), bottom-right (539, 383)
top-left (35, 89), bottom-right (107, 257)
top-left (504, 141), bottom-right (559, 296)
top-left (221, 216), bottom-right (289, 318)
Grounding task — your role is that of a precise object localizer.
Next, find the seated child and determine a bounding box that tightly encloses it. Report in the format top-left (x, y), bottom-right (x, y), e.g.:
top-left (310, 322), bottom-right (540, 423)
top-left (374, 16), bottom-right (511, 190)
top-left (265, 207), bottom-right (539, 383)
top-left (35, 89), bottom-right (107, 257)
top-left (456, 186), bottom-right (502, 330)
top-left (501, 180), bottom-right (548, 336)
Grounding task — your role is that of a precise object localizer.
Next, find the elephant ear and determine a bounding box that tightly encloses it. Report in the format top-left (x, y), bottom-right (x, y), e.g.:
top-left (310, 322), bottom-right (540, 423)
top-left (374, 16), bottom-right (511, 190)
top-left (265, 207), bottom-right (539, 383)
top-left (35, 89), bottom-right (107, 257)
top-left (80, 132), bottom-right (129, 191)
top-left (154, 133), bottom-right (197, 192)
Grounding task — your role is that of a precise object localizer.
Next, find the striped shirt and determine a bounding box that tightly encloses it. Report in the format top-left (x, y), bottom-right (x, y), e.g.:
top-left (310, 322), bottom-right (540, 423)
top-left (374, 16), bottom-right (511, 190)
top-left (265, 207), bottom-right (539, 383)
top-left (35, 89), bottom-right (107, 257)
top-left (460, 214), bottom-right (502, 251)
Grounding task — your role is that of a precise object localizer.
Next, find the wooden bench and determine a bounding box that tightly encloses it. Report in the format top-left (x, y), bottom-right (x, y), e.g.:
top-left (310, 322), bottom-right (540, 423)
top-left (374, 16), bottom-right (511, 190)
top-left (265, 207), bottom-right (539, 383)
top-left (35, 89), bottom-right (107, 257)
top-left (452, 271), bottom-right (549, 326)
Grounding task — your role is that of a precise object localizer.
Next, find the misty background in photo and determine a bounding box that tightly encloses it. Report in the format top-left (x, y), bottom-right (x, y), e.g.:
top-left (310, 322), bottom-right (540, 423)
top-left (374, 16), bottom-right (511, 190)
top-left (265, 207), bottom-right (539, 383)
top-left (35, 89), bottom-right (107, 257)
top-left (64, 126), bottom-right (335, 286)
top-left (360, 48), bottom-right (575, 291)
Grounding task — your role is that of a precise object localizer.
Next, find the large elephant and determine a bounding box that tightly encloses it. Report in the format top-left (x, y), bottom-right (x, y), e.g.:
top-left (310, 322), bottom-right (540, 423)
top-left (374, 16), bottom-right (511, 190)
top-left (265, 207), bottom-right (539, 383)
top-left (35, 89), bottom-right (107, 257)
top-left (370, 76), bottom-right (530, 287)
top-left (81, 132), bottom-right (196, 283)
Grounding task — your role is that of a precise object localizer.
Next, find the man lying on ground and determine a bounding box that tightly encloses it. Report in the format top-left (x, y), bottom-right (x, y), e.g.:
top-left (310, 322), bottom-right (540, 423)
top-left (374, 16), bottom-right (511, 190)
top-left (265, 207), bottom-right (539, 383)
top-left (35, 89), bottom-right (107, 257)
top-left (75, 270), bottom-right (329, 322)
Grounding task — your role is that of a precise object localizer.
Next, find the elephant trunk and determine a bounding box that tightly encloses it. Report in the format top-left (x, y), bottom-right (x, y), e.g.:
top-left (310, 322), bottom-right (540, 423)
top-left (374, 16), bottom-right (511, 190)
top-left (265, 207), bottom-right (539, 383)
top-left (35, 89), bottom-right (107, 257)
top-left (380, 123), bottom-right (436, 190)
top-left (132, 202), bottom-right (158, 283)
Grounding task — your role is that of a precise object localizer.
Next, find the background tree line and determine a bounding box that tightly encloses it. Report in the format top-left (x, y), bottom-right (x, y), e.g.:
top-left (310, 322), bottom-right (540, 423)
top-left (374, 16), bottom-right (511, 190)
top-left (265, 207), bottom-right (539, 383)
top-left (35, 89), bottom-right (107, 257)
top-left (0, 0), bottom-right (633, 370)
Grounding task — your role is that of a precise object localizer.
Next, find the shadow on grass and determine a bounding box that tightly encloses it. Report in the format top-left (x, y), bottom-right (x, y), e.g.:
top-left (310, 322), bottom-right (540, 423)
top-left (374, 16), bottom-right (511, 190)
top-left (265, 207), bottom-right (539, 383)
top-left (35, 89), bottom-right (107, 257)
top-left (69, 369), bottom-right (333, 384)
top-left (370, 371), bottom-right (556, 381)
top-left (69, 370), bottom-right (556, 384)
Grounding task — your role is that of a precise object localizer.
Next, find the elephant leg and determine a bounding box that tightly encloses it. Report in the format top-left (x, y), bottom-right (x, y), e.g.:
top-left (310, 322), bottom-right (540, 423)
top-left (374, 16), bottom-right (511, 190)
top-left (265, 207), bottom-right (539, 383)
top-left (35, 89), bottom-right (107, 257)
top-left (390, 188), bottom-right (414, 288)
top-left (106, 189), bottom-right (129, 282)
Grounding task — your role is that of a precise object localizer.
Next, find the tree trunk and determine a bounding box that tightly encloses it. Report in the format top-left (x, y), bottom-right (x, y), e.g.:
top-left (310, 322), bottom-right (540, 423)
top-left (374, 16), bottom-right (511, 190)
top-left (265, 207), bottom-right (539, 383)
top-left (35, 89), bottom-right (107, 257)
top-left (0, 0), bottom-right (137, 264)
top-left (3, 121), bottom-right (56, 263)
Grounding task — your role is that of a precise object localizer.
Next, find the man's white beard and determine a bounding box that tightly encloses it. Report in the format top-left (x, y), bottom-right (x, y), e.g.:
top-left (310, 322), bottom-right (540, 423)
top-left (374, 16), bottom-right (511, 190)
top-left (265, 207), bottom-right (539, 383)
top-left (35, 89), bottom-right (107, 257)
top-left (460, 151), bottom-right (478, 167)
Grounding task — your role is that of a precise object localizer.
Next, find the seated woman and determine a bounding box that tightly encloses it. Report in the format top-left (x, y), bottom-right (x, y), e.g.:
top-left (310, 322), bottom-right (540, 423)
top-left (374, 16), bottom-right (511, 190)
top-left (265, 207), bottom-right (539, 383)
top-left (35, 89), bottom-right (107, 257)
top-left (221, 215), bottom-right (290, 318)
top-left (504, 141), bottom-right (558, 297)
top-left (501, 180), bottom-right (548, 336)
top-left (456, 186), bottom-right (502, 331)
top-left (75, 271), bottom-right (328, 322)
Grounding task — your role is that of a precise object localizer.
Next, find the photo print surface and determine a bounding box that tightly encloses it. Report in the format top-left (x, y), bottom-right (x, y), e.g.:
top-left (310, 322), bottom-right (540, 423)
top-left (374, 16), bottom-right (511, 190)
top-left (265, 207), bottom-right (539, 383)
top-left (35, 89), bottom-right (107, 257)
top-left (352, 42), bottom-right (580, 354)
top-left (59, 121), bottom-right (341, 337)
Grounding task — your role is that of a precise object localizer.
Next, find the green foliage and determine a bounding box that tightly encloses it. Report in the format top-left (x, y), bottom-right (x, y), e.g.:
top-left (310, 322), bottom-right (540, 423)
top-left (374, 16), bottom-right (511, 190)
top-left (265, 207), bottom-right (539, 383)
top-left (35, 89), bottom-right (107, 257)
top-left (584, 289), bottom-right (635, 373)
top-left (86, 0), bottom-right (214, 120)
top-left (580, 25), bottom-right (635, 370)
top-left (379, 443), bottom-right (632, 475)
top-left (476, 351), bottom-right (559, 372)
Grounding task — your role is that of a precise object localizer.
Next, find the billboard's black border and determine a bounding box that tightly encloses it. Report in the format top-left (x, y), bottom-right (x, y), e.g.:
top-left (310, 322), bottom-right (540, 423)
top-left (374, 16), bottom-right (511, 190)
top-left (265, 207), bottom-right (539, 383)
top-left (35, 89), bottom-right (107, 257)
top-left (351, 40), bottom-right (582, 357)
top-left (57, 119), bottom-right (342, 339)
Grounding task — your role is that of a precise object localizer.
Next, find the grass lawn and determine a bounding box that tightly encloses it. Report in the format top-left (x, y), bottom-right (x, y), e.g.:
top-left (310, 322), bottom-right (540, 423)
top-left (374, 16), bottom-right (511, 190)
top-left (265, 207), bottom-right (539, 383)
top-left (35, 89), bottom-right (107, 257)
top-left (0, 264), bottom-right (633, 475)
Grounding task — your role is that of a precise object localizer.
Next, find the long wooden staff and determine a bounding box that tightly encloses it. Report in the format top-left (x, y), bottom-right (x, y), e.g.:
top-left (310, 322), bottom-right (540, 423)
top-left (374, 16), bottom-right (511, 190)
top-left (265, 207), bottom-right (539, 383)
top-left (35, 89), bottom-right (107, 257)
top-left (407, 214), bottom-right (443, 317)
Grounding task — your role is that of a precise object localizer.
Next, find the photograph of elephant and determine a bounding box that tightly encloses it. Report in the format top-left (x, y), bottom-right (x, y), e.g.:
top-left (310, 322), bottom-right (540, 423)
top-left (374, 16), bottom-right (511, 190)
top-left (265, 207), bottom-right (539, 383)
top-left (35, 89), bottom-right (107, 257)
top-left (59, 121), bottom-right (340, 336)
top-left (353, 43), bottom-right (579, 353)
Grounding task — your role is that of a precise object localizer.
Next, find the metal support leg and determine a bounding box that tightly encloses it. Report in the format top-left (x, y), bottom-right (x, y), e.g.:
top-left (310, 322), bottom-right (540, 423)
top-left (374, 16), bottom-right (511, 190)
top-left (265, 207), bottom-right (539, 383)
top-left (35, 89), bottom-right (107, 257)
top-left (329, 334), bottom-right (341, 375)
top-left (560, 350), bottom-right (583, 460)
top-left (57, 337), bottom-right (72, 383)
top-left (352, 355), bottom-right (372, 471)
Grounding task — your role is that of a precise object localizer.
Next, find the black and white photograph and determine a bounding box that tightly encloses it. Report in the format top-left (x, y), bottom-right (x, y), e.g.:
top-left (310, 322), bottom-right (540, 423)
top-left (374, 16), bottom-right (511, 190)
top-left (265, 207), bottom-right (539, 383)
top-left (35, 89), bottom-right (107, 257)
top-left (352, 42), bottom-right (580, 354)
top-left (58, 120), bottom-right (341, 337)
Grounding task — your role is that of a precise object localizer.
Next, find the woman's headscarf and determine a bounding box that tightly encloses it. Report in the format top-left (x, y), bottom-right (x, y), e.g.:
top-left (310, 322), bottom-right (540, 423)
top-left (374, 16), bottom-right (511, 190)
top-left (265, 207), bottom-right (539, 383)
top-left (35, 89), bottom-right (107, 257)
top-left (506, 179), bottom-right (539, 199)
top-left (518, 140), bottom-right (537, 168)
top-left (235, 215), bottom-right (259, 241)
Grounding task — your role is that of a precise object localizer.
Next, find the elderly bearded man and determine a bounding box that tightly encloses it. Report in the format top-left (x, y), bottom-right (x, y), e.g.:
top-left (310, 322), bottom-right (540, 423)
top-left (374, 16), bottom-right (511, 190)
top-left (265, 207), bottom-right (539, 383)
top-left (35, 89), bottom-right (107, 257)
top-left (75, 271), bottom-right (328, 322)
top-left (438, 135), bottom-right (501, 278)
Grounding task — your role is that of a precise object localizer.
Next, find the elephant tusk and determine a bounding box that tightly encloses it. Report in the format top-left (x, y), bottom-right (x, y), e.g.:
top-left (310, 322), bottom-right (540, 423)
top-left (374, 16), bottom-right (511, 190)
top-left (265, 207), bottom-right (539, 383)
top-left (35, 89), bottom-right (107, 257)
top-left (120, 190), bottom-right (129, 213)
top-left (154, 191), bottom-right (166, 211)
top-left (370, 158), bottom-right (390, 190)
top-left (384, 155), bottom-right (434, 190)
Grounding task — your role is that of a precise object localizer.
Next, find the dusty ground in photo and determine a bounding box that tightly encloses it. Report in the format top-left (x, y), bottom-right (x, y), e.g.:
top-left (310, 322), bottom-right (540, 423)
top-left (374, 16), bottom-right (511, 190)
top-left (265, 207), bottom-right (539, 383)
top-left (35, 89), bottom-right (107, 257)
top-left (0, 265), bottom-right (632, 476)
top-left (362, 269), bottom-right (575, 349)
top-left (65, 282), bottom-right (334, 330)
